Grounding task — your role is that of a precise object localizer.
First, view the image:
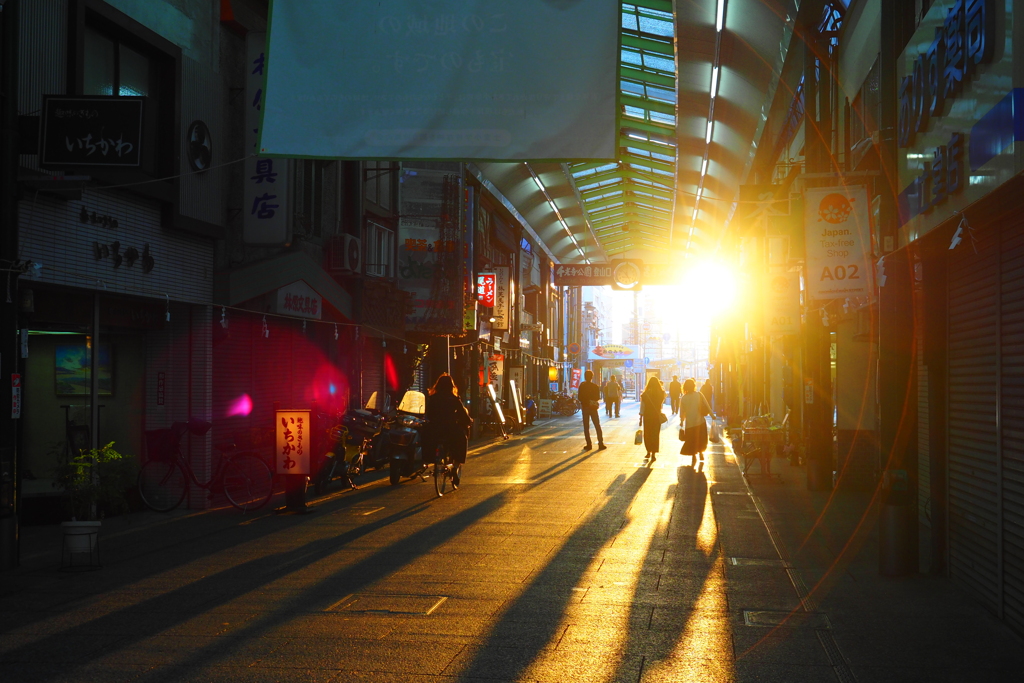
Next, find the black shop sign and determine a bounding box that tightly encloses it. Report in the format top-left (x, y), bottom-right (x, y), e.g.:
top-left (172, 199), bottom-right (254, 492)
top-left (41, 96), bottom-right (143, 167)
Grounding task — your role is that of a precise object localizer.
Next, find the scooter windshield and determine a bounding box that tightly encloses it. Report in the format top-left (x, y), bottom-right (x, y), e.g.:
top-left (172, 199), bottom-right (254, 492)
top-left (397, 390), bottom-right (426, 415)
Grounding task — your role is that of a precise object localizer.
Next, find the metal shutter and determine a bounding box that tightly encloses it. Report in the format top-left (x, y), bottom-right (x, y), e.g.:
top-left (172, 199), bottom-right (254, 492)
top-left (947, 223), bottom-right (999, 613)
top-left (212, 312), bottom-right (254, 449)
top-left (1000, 224), bottom-right (1024, 633)
top-left (362, 338), bottom-right (385, 407)
top-left (917, 287), bottom-right (930, 527)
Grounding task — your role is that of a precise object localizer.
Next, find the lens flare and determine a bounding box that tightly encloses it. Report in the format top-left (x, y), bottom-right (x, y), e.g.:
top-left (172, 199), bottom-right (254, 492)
top-left (384, 353), bottom-right (400, 391)
top-left (227, 393), bottom-right (253, 417)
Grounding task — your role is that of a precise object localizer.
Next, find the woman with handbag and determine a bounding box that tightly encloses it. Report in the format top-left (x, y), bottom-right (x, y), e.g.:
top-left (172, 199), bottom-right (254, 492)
top-left (640, 375), bottom-right (667, 461)
top-left (679, 378), bottom-right (714, 461)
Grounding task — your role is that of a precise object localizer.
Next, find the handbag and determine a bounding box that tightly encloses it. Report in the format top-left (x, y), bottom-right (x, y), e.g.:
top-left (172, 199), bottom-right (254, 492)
top-left (709, 418), bottom-right (722, 444)
top-left (659, 413), bottom-right (668, 424)
top-left (634, 428), bottom-right (643, 445)
top-left (679, 427), bottom-right (685, 441)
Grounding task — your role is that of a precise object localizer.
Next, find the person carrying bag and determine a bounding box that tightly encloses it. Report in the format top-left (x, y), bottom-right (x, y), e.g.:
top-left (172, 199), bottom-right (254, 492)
top-left (678, 378), bottom-right (713, 460)
top-left (640, 376), bottom-right (666, 461)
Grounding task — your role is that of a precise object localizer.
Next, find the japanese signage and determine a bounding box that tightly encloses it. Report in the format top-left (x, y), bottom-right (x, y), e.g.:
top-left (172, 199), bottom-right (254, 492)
top-left (765, 269), bottom-right (801, 336)
top-left (41, 96), bottom-right (143, 167)
top-left (589, 344), bottom-right (640, 360)
top-left (244, 32), bottom-right (290, 245)
top-left (553, 261), bottom-right (679, 287)
top-left (276, 410), bottom-right (311, 475)
top-left (398, 164), bottom-right (465, 332)
top-left (487, 353), bottom-right (504, 398)
top-left (11, 374), bottom-right (21, 419)
top-left (463, 187), bottom-right (477, 331)
top-left (477, 272), bottom-right (496, 307)
top-left (272, 280), bottom-right (322, 320)
top-left (898, 0), bottom-right (995, 148)
top-left (897, 0), bottom-right (1012, 240)
top-left (804, 186), bottom-right (874, 301)
top-left (570, 368), bottom-right (582, 389)
top-left (92, 240), bottom-right (154, 272)
top-left (491, 266), bottom-right (511, 329)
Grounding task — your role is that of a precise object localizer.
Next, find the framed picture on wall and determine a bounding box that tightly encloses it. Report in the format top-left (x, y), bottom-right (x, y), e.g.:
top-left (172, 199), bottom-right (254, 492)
top-left (55, 344), bottom-right (113, 396)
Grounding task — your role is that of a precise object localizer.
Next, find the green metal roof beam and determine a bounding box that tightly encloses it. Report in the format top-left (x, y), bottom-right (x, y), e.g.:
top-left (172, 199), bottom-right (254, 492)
top-left (619, 65), bottom-right (675, 88)
top-left (621, 33), bottom-right (674, 56)
top-left (620, 93), bottom-right (675, 117)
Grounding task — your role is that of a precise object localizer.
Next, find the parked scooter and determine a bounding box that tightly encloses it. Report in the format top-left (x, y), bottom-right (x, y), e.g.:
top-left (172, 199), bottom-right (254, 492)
top-left (378, 390), bottom-right (429, 486)
top-left (342, 391), bottom-right (390, 471)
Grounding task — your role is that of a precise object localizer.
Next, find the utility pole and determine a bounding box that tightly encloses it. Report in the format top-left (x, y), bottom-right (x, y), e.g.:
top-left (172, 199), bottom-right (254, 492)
top-left (0, 0), bottom-right (21, 569)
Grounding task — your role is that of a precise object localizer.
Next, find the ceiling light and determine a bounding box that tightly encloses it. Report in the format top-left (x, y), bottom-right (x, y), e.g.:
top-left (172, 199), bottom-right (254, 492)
top-left (716, 0), bottom-right (726, 32)
top-left (705, 120), bottom-right (713, 144)
top-left (533, 175), bottom-right (544, 191)
top-left (711, 66), bottom-right (719, 96)
top-left (701, 158), bottom-right (708, 176)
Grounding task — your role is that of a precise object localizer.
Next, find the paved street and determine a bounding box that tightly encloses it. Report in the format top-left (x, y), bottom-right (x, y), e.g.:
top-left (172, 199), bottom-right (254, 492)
top-left (3, 402), bottom-right (1023, 682)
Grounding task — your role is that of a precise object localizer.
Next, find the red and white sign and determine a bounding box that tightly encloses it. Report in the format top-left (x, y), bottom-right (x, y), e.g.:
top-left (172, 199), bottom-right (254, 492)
top-left (11, 374), bottom-right (21, 419)
top-left (274, 280), bottom-right (322, 319)
top-left (487, 354), bottom-right (504, 398)
top-left (477, 272), bottom-right (496, 307)
top-left (276, 410), bottom-right (311, 475)
top-left (570, 368), bottom-right (582, 389)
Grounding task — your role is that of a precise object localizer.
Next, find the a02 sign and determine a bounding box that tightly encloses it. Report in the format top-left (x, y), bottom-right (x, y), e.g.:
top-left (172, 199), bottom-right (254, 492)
top-left (804, 186), bottom-right (874, 300)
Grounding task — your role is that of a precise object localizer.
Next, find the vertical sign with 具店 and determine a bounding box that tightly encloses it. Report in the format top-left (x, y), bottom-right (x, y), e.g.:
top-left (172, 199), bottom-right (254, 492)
top-left (491, 266), bottom-right (511, 329)
top-left (804, 186), bottom-right (873, 300)
top-left (244, 32), bottom-right (290, 245)
top-left (276, 410), bottom-right (310, 475)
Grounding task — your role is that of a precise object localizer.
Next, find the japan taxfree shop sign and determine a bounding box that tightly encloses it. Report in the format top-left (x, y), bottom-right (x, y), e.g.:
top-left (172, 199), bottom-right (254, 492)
top-left (260, 0), bottom-right (618, 161)
top-left (803, 186), bottom-right (874, 301)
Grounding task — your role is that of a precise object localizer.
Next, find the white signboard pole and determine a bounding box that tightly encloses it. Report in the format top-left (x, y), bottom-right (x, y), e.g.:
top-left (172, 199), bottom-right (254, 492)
top-left (804, 186), bottom-right (874, 301)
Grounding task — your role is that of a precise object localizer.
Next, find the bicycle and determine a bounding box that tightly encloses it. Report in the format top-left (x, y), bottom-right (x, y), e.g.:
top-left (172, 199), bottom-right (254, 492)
top-left (432, 445), bottom-right (460, 497)
top-left (138, 420), bottom-right (274, 513)
top-left (313, 423), bottom-right (367, 495)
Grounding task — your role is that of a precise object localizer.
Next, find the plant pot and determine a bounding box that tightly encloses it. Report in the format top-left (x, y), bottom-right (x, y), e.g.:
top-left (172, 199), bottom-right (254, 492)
top-left (61, 520), bottom-right (102, 570)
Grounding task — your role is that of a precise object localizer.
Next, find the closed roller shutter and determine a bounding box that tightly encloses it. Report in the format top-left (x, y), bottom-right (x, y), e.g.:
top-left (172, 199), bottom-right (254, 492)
top-left (212, 313), bottom-right (254, 449)
top-left (1000, 222), bottom-right (1024, 633)
top-left (947, 223), bottom-right (999, 613)
top-left (362, 337), bottom-right (385, 407)
top-left (917, 285), bottom-right (930, 527)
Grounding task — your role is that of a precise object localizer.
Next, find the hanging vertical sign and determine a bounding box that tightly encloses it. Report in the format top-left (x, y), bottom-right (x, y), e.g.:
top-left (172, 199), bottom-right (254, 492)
top-left (276, 410), bottom-right (311, 475)
top-left (463, 188), bottom-right (477, 330)
top-left (570, 368), bottom-right (582, 389)
top-left (491, 266), bottom-right (511, 329)
top-left (11, 374), bottom-right (22, 419)
top-left (487, 353), bottom-right (505, 399)
top-left (765, 269), bottom-right (801, 335)
top-left (477, 273), bottom-right (496, 307)
top-left (244, 32), bottom-right (290, 245)
top-left (804, 186), bottom-right (874, 300)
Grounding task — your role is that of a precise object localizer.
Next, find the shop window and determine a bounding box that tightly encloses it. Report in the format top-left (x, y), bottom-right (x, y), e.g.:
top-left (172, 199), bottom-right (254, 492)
top-left (364, 161), bottom-right (396, 212)
top-left (849, 58), bottom-right (880, 150)
top-left (366, 220), bottom-right (395, 278)
top-left (295, 160), bottom-right (339, 238)
top-left (75, 2), bottom-right (179, 180)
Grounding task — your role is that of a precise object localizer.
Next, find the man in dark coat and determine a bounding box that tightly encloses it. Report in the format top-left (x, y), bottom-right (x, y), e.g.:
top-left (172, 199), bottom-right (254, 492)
top-left (577, 370), bottom-right (606, 450)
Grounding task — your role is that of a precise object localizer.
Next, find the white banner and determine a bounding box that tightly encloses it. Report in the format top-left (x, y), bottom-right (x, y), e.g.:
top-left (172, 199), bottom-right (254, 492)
top-left (491, 266), bottom-right (511, 329)
top-left (244, 32), bottom-right (289, 245)
top-left (260, 0), bottom-right (618, 161)
top-left (804, 186), bottom-right (874, 300)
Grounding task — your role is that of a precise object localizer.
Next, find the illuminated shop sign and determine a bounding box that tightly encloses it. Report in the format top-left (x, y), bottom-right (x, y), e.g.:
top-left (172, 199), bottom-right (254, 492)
top-left (898, 0), bottom-right (994, 148)
top-left (477, 272), bottom-right (496, 307)
top-left (897, 0), bottom-right (994, 219)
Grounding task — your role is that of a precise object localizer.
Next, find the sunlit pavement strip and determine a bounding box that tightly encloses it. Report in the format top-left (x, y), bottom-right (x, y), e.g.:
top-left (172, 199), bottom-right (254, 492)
top-left (2, 405), bottom-right (844, 682)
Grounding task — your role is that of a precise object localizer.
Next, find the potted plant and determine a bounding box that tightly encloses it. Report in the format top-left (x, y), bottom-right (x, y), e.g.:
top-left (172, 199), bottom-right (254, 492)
top-left (52, 442), bottom-right (136, 564)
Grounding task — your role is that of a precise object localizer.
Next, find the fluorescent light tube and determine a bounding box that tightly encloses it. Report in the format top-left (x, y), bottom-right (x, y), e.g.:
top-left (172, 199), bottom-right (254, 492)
top-left (716, 0), bottom-right (726, 31)
top-left (711, 66), bottom-right (719, 96)
top-left (705, 120), bottom-right (714, 144)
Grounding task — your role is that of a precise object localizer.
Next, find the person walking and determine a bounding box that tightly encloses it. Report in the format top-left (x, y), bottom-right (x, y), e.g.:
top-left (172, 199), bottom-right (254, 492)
top-left (679, 377), bottom-right (714, 461)
top-left (605, 375), bottom-right (622, 418)
top-left (669, 376), bottom-right (682, 416)
top-left (425, 373), bottom-right (473, 486)
top-left (640, 375), bottom-right (666, 461)
top-left (577, 370), bottom-right (606, 450)
top-left (700, 378), bottom-right (715, 414)
top-left (602, 378), bottom-right (611, 417)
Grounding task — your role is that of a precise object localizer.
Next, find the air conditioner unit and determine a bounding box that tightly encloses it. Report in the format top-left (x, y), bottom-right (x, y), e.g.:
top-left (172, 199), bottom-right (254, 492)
top-left (343, 234), bottom-right (362, 274)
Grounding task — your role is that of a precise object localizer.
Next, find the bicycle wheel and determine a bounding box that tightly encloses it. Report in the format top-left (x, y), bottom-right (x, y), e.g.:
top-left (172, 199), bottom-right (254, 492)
top-left (138, 459), bottom-right (188, 512)
top-left (223, 453), bottom-right (274, 512)
top-left (433, 456), bottom-right (451, 497)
